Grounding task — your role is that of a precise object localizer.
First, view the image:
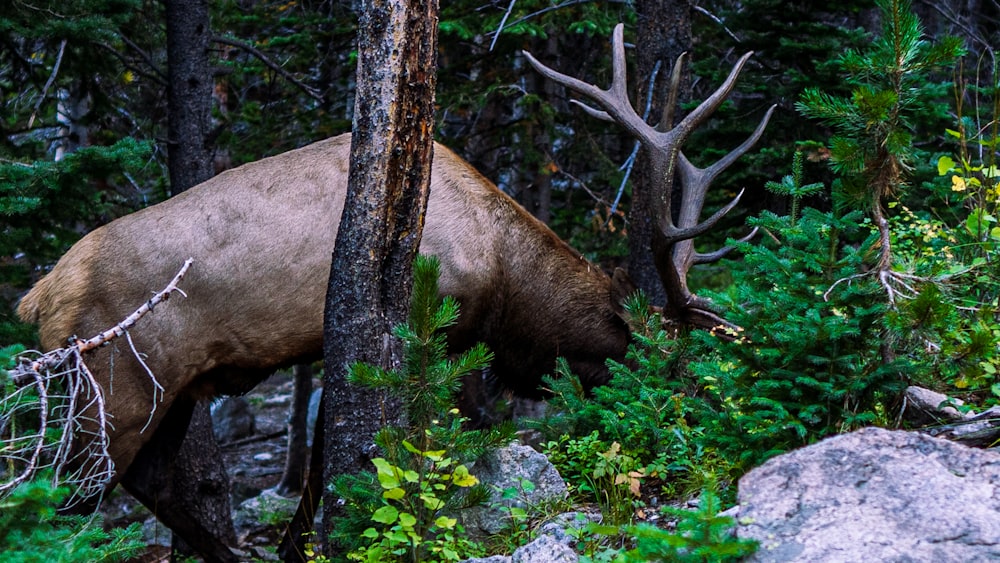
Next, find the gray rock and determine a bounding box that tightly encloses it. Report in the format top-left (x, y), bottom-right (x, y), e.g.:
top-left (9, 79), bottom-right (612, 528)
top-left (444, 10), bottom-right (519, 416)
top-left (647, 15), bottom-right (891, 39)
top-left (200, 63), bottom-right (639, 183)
top-left (512, 534), bottom-right (578, 563)
top-left (141, 516), bottom-right (173, 547)
top-left (461, 443), bottom-right (569, 537)
top-left (210, 396), bottom-right (256, 444)
top-left (459, 511), bottom-right (596, 563)
top-left (903, 385), bottom-right (966, 425)
top-left (536, 511), bottom-right (601, 546)
top-left (931, 405), bottom-right (1000, 447)
top-left (232, 488), bottom-right (299, 537)
top-left (737, 427), bottom-right (1000, 562)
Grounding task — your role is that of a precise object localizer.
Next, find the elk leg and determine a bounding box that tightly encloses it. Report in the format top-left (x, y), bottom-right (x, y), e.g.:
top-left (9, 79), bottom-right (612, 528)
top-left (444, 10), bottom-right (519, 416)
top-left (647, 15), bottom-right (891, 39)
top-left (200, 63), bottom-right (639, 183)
top-left (120, 395), bottom-right (239, 563)
top-left (278, 391), bottom-right (325, 563)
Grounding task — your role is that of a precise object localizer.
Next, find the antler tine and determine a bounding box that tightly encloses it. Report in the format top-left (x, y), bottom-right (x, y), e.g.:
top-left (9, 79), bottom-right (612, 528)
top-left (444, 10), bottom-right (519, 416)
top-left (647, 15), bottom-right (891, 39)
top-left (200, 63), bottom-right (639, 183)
top-left (568, 99), bottom-right (614, 122)
top-left (672, 51), bottom-right (756, 142)
top-left (663, 104), bottom-right (776, 244)
top-left (692, 226), bottom-right (759, 265)
top-left (658, 51), bottom-right (688, 133)
top-left (522, 23), bottom-right (661, 148)
top-left (526, 23), bottom-right (772, 333)
top-left (702, 104), bottom-right (777, 183)
top-left (609, 22), bottom-right (629, 103)
top-left (659, 186), bottom-right (748, 244)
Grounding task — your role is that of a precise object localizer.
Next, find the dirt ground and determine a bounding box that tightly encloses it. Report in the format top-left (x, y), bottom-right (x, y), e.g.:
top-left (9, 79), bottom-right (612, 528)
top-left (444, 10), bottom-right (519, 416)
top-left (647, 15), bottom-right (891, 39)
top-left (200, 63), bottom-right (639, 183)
top-left (103, 370), bottom-right (314, 562)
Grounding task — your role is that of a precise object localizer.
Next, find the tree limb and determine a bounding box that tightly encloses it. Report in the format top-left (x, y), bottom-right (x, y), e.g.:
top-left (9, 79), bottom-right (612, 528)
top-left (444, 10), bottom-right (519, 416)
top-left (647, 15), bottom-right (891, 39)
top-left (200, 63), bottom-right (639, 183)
top-left (212, 35), bottom-right (323, 102)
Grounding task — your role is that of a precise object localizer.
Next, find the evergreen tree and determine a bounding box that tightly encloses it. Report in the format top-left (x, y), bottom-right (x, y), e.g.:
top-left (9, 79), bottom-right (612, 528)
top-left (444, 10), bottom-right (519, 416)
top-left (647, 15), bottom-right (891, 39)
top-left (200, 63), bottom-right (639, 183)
top-left (797, 0), bottom-right (964, 304)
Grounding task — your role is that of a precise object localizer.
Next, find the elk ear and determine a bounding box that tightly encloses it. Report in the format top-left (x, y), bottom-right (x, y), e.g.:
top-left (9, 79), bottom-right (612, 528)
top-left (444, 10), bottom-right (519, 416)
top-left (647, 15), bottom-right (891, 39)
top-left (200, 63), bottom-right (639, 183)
top-left (610, 267), bottom-right (638, 320)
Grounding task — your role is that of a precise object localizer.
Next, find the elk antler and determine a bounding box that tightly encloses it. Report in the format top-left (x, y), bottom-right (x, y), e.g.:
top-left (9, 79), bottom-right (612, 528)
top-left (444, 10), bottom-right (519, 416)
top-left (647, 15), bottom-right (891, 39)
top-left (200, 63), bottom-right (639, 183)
top-left (523, 23), bottom-right (775, 332)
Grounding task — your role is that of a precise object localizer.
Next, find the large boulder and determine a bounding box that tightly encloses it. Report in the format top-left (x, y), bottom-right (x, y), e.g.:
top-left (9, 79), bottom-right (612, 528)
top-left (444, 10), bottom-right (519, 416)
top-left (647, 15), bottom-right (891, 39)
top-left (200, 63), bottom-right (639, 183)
top-left (210, 396), bottom-right (256, 444)
top-left (736, 427), bottom-right (1000, 562)
top-left (461, 443), bottom-right (569, 537)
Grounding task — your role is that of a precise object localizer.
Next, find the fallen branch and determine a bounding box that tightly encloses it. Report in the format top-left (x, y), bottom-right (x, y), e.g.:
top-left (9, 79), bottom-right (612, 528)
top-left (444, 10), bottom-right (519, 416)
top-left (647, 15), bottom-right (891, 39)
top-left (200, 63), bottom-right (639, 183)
top-left (1, 258), bottom-right (194, 504)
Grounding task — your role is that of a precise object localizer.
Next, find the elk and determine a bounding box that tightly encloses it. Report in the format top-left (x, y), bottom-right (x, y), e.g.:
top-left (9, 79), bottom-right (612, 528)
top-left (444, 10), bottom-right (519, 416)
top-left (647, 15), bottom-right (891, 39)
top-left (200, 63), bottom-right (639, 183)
top-left (15, 23), bottom-right (771, 562)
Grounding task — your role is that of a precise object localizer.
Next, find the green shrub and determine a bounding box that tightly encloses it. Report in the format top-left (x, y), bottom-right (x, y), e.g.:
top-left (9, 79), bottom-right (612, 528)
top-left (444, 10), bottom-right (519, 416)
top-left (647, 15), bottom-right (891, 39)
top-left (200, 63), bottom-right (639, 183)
top-left (330, 255), bottom-right (516, 560)
top-left (0, 477), bottom-right (143, 562)
top-left (615, 483), bottom-right (757, 563)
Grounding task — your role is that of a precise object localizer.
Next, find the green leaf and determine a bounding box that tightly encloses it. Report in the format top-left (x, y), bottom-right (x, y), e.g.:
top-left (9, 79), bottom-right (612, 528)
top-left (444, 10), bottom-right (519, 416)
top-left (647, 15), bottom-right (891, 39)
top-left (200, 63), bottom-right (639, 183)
top-left (372, 458), bottom-right (401, 489)
top-left (434, 515), bottom-right (457, 529)
top-left (420, 493), bottom-right (445, 510)
top-left (372, 505), bottom-right (399, 524)
top-left (399, 512), bottom-right (418, 528)
top-left (937, 155), bottom-right (955, 175)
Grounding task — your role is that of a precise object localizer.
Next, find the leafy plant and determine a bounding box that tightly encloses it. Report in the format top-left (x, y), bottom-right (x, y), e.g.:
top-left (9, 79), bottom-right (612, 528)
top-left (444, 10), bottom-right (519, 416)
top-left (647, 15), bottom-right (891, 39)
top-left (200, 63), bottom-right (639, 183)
top-left (541, 432), bottom-right (644, 526)
top-left (690, 197), bottom-right (908, 470)
top-left (330, 255), bottom-right (516, 560)
top-left (349, 444), bottom-right (483, 562)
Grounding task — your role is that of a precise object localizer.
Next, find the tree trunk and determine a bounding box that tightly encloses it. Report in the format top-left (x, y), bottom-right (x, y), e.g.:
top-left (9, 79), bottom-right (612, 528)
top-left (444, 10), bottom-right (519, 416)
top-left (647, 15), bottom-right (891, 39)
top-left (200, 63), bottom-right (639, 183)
top-left (165, 0), bottom-right (214, 196)
top-left (163, 0), bottom-right (236, 558)
top-left (319, 0), bottom-right (439, 556)
top-left (628, 0), bottom-right (692, 306)
top-left (172, 403), bottom-right (238, 555)
top-left (276, 363), bottom-right (314, 495)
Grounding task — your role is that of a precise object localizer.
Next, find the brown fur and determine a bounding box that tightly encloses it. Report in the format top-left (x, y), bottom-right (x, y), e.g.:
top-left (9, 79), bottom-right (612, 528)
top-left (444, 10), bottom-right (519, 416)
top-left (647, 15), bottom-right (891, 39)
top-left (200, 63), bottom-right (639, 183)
top-left (18, 133), bottom-right (634, 493)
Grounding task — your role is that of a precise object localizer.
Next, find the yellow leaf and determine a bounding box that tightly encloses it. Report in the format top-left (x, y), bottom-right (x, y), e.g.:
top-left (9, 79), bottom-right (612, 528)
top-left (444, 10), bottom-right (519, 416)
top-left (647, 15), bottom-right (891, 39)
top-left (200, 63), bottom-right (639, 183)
top-left (422, 449), bottom-right (446, 461)
top-left (951, 175), bottom-right (967, 192)
top-left (383, 487), bottom-right (406, 500)
top-left (628, 471), bottom-right (644, 497)
top-left (451, 464), bottom-right (479, 487)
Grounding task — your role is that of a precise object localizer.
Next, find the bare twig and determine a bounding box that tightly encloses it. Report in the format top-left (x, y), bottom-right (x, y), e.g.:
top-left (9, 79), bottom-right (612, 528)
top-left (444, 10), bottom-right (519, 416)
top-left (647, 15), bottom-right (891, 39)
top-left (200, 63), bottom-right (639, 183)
top-left (76, 258), bottom-right (191, 352)
top-left (212, 35), bottom-right (323, 102)
top-left (1, 259), bottom-right (194, 504)
top-left (27, 39), bottom-right (67, 129)
top-left (487, 0), bottom-right (615, 37)
top-left (554, 163), bottom-right (614, 209)
top-left (490, 0), bottom-right (518, 52)
top-left (119, 34), bottom-right (170, 83)
top-left (824, 269), bottom-right (923, 305)
top-left (693, 5), bottom-right (741, 43)
top-left (96, 40), bottom-right (169, 87)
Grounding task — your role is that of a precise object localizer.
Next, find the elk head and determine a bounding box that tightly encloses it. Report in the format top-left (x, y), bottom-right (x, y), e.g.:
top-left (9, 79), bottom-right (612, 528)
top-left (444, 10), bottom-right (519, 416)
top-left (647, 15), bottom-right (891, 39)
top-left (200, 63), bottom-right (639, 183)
top-left (523, 23), bottom-right (775, 333)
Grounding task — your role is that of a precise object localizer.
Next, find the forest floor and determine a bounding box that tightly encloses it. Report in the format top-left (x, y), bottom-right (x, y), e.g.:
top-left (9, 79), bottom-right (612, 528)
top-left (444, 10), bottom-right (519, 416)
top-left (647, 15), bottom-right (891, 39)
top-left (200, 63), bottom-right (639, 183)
top-left (102, 370), bottom-right (309, 562)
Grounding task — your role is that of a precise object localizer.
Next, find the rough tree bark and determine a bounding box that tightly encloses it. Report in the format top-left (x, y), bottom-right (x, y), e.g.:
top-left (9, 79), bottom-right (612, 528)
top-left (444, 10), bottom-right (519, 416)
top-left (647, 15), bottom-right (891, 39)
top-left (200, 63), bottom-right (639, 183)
top-left (162, 0), bottom-right (237, 557)
top-left (628, 0), bottom-right (692, 305)
top-left (319, 0), bottom-right (439, 556)
top-left (165, 0), bottom-right (214, 196)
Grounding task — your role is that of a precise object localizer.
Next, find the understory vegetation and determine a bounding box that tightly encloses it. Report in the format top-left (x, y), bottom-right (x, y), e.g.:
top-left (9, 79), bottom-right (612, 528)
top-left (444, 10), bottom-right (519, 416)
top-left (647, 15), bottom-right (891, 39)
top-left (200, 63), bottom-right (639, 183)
top-left (324, 2), bottom-right (997, 560)
top-left (1, 0), bottom-right (998, 561)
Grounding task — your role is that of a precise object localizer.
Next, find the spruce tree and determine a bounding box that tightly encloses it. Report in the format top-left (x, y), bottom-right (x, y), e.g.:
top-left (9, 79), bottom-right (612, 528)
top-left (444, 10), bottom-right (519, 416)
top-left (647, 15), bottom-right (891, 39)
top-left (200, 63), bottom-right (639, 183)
top-left (796, 0), bottom-right (963, 305)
